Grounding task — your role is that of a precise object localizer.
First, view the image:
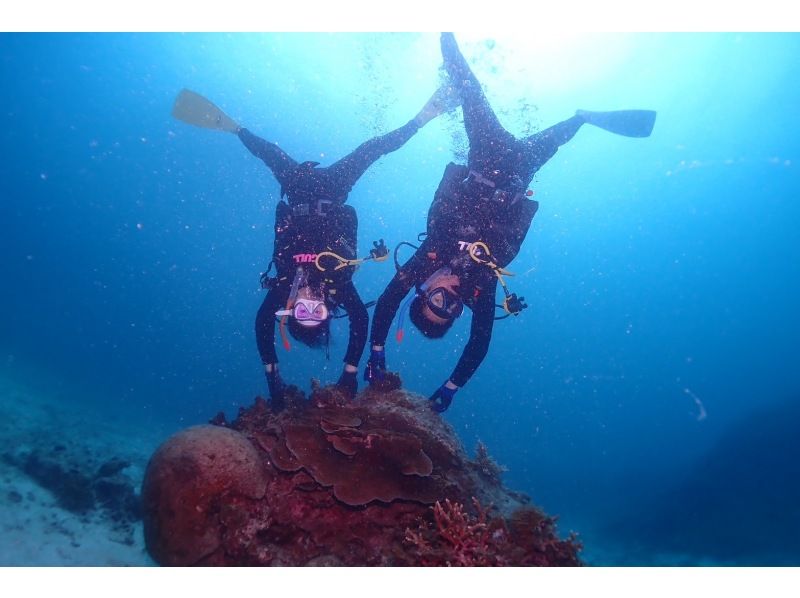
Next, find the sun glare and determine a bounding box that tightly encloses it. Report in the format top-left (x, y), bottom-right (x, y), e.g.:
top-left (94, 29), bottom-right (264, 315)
top-left (450, 32), bottom-right (635, 99)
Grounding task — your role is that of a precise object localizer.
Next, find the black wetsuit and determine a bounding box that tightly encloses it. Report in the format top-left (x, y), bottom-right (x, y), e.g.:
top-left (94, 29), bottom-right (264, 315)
top-left (369, 33), bottom-right (587, 388)
top-left (241, 119), bottom-right (421, 367)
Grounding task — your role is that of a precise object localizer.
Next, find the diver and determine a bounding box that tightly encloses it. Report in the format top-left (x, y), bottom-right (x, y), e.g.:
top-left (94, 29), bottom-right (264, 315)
top-left (364, 33), bottom-right (657, 413)
top-left (172, 85), bottom-right (457, 411)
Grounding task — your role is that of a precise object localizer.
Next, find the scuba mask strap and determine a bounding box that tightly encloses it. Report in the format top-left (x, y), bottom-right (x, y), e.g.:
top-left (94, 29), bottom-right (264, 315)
top-left (395, 267), bottom-right (452, 343)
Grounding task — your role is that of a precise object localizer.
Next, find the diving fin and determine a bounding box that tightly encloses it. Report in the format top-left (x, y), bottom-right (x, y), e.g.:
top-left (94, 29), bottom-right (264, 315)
top-left (576, 109), bottom-right (656, 138)
top-left (171, 88), bottom-right (239, 133)
top-left (415, 83), bottom-right (462, 126)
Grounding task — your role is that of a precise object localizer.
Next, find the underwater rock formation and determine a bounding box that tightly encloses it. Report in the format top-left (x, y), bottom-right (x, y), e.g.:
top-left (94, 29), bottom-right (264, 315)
top-left (141, 376), bottom-right (581, 566)
top-left (2, 446), bottom-right (142, 546)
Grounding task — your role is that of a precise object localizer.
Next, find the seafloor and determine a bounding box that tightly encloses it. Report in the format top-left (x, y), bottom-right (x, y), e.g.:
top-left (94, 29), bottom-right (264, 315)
top-left (0, 365), bottom-right (164, 565)
top-left (0, 360), bottom-right (737, 567)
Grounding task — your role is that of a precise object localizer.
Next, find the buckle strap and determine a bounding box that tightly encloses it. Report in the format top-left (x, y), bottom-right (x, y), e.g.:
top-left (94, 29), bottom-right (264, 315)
top-left (463, 169), bottom-right (496, 188)
top-left (463, 170), bottom-right (523, 205)
top-left (292, 199), bottom-right (334, 217)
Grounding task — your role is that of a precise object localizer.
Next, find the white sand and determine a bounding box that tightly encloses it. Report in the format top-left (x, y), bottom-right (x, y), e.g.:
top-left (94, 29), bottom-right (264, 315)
top-left (0, 367), bottom-right (172, 566)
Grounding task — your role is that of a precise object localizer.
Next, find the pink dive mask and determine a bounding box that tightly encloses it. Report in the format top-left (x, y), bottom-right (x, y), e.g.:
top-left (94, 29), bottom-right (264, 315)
top-left (276, 298), bottom-right (329, 327)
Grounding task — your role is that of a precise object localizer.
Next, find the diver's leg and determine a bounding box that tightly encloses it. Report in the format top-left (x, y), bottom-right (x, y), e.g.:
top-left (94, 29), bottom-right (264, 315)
top-left (328, 119), bottom-right (421, 194)
top-left (440, 32), bottom-right (510, 158)
top-left (328, 79), bottom-right (466, 195)
top-left (521, 115), bottom-right (585, 173)
top-left (336, 282), bottom-right (369, 370)
top-left (238, 128), bottom-right (298, 190)
top-left (537, 114), bottom-right (585, 147)
top-left (256, 284), bottom-right (291, 409)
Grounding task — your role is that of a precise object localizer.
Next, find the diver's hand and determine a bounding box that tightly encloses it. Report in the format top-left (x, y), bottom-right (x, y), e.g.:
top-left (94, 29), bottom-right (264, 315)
top-left (429, 383), bottom-right (458, 413)
top-left (363, 347), bottom-right (386, 384)
top-left (266, 368), bottom-right (286, 413)
top-left (335, 369), bottom-right (358, 400)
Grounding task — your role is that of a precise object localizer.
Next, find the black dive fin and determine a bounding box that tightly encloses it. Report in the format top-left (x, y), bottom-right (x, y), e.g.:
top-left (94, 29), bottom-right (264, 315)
top-left (577, 109), bottom-right (657, 138)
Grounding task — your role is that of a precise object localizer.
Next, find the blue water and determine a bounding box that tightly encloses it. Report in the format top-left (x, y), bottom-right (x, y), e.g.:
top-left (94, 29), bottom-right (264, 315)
top-left (1, 32), bottom-right (799, 566)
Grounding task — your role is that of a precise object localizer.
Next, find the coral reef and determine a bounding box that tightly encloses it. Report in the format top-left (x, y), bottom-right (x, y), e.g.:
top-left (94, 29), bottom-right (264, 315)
top-left (141, 379), bottom-right (581, 566)
top-left (473, 440), bottom-right (508, 485)
top-left (405, 498), bottom-right (581, 566)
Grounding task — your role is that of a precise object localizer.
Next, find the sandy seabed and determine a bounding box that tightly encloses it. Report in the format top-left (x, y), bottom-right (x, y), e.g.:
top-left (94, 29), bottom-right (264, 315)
top-left (0, 369), bottom-right (173, 566)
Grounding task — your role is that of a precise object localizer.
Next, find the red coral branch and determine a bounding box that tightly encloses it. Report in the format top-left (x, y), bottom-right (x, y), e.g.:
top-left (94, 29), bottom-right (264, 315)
top-left (405, 498), bottom-right (506, 566)
top-left (404, 498), bottom-right (581, 566)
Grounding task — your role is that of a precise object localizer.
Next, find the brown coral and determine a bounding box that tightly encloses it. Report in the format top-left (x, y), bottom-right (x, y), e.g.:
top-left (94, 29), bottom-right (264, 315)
top-left (239, 385), bottom-right (464, 507)
top-left (141, 383), bottom-right (582, 566)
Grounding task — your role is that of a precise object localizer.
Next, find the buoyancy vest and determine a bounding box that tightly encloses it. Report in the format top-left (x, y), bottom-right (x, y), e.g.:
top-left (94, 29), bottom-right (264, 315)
top-left (425, 162), bottom-right (539, 270)
top-left (272, 199), bottom-right (358, 284)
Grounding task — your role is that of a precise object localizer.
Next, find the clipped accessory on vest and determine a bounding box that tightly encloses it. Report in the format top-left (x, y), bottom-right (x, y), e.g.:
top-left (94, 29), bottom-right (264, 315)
top-left (489, 188), bottom-right (523, 206)
top-left (463, 169), bottom-right (496, 188)
top-left (496, 292), bottom-right (528, 319)
top-left (314, 238), bottom-right (390, 272)
top-left (468, 241), bottom-right (514, 278)
top-left (369, 239), bottom-right (389, 261)
top-left (467, 241), bottom-right (528, 320)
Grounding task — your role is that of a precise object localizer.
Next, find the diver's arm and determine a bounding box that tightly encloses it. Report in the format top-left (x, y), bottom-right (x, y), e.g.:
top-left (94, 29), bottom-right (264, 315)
top-left (364, 269), bottom-right (414, 384)
top-left (336, 281), bottom-right (369, 369)
top-left (255, 283), bottom-right (290, 367)
top-left (448, 288), bottom-right (496, 388)
top-left (238, 128), bottom-right (298, 185)
top-left (370, 273), bottom-right (413, 348)
top-left (369, 251), bottom-right (423, 348)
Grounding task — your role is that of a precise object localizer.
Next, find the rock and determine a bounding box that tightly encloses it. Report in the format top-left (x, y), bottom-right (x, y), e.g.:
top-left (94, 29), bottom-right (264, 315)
top-left (140, 425), bottom-right (270, 566)
top-left (21, 453), bottom-right (95, 513)
top-left (96, 457), bottom-right (130, 479)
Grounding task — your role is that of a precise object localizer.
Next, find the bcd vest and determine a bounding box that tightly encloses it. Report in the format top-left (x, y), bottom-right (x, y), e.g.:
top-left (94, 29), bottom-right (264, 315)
top-left (272, 200), bottom-right (358, 283)
top-left (426, 162), bottom-right (539, 270)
